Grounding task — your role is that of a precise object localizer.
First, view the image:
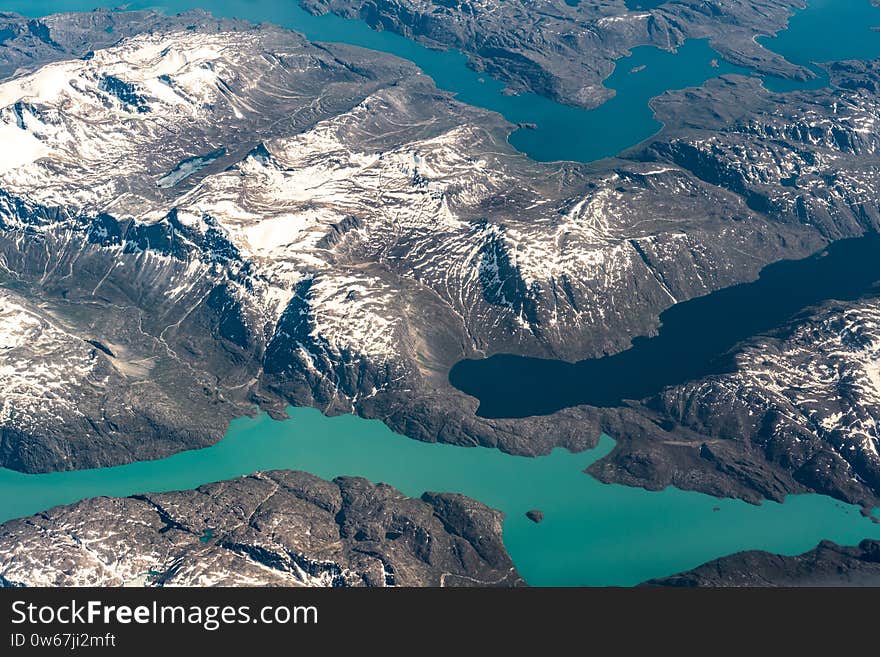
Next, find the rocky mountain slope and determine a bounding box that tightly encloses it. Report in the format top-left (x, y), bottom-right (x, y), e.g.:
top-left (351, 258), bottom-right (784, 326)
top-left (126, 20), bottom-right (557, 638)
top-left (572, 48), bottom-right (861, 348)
top-left (0, 9), bottom-right (250, 79)
top-left (0, 15), bottom-right (426, 471)
top-left (642, 539), bottom-right (880, 586)
top-left (594, 295), bottom-right (880, 507)
top-left (0, 470), bottom-right (521, 586)
top-left (300, 0), bottom-right (814, 108)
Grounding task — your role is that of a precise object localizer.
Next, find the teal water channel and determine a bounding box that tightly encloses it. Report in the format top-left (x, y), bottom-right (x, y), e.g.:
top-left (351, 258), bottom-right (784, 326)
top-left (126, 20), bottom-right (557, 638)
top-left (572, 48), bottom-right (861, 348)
top-left (0, 408), bottom-right (877, 586)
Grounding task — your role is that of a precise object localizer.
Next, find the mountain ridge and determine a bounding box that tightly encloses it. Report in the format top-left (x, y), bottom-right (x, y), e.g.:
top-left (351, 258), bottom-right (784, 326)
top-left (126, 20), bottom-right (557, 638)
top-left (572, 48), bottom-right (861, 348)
top-left (0, 11), bottom-right (878, 511)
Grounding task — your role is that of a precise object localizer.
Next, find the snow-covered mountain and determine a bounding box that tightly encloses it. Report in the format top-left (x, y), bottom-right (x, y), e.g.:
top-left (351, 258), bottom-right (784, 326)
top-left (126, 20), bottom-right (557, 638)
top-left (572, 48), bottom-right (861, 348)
top-left (642, 298), bottom-right (880, 505)
top-left (1, 12), bottom-right (880, 510)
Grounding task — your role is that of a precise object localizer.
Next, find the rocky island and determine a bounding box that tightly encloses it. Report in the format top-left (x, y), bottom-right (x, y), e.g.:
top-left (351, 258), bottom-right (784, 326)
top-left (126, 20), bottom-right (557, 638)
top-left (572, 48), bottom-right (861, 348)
top-left (0, 470), bottom-right (522, 587)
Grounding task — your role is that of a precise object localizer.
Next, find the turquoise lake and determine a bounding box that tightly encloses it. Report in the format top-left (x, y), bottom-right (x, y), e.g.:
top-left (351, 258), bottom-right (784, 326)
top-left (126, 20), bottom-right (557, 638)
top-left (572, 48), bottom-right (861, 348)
top-left (1, 0), bottom-right (879, 585)
top-left (0, 407), bottom-right (878, 587)
top-left (760, 0), bottom-right (880, 92)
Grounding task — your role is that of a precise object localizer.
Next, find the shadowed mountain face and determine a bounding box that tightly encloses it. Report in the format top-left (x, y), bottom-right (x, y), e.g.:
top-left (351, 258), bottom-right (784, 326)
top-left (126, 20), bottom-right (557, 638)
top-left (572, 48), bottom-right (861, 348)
top-left (0, 470), bottom-right (523, 587)
top-left (0, 10), bottom-right (879, 514)
top-left (642, 539), bottom-right (880, 587)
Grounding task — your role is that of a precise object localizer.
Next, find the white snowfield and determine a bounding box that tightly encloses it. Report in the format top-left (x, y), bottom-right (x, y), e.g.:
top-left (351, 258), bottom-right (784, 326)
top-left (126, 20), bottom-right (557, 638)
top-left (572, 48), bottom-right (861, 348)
top-left (0, 25), bottom-right (412, 215)
top-left (0, 32), bottom-right (244, 208)
top-left (708, 303), bottom-right (880, 466)
top-left (0, 27), bottom-right (733, 376)
top-left (0, 294), bottom-right (102, 435)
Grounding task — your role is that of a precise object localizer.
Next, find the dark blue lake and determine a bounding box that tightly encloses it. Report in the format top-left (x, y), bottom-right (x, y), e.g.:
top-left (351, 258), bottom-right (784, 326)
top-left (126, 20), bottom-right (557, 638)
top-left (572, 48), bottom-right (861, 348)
top-left (451, 235), bottom-right (880, 417)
